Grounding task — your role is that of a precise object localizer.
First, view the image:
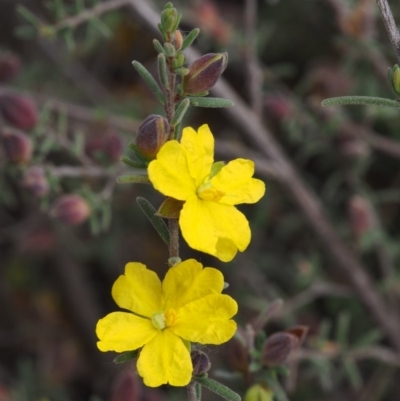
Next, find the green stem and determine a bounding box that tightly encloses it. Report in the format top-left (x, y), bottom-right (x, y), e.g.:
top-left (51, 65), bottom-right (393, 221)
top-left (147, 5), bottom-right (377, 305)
top-left (187, 381), bottom-right (198, 401)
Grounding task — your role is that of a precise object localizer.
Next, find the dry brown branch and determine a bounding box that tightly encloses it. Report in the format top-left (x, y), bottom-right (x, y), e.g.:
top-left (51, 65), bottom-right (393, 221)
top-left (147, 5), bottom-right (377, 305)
top-left (376, 0), bottom-right (400, 64)
top-left (128, 0), bottom-right (400, 353)
top-left (297, 346), bottom-right (400, 367)
top-left (244, 0), bottom-right (263, 116)
top-left (52, 0), bottom-right (130, 33)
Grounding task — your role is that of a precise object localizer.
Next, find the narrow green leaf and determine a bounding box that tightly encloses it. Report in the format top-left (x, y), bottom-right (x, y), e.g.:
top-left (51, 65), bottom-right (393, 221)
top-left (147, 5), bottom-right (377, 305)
top-left (181, 28), bottom-right (200, 51)
top-left (171, 13), bottom-right (182, 33)
top-left (89, 17), bottom-right (112, 38)
top-left (193, 377), bottom-right (241, 401)
top-left (264, 374), bottom-right (290, 401)
top-left (113, 350), bottom-right (138, 364)
top-left (75, 0), bottom-right (85, 12)
top-left (128, 143), bottom-right (150, 164)
top-left (17, 5), bottom-right (42, 27)
top-left (63, 30), bottom-right (76, 51)
top-left (120, 156), bottom-right (147, 169)
top-left (117, 175), bottom-right (150, 184)
top-left (158, 53), bottom-right (169, 90)
top-left (353, 329), bottom-right (383, 348)
top-left (132, 61), bottom-right (166, 106)
top-left (153, 39), bottom-right (165, 54)
top-left (335, 312), bottom-right (350, 349)
top-left (164, 43), bottom-right (175, 57)
top-left (322, 96), bottom-right (400, 108)
top-left (171, 99), bottom-right (190, 126)
top-left (343, 358), bottom-right (363, 390)
top-left (14, 25), bottom-right (37, 39)
top-left (158, 22), bottom-right (167, 41)
top-left (54, 0), bottom-right (65, 20)
top-left (136, 197), bottom-right (170, 245)
top-left (189, 97), bottom-right (234, 108)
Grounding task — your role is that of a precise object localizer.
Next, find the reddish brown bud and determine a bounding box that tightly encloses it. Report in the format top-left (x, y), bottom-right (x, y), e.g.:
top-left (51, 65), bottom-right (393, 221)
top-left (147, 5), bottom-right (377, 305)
top-left (244, 384), bottom-right (273, 401)
top-left (264, 94), bottom-right (292, 121)
top-left (1, 128), bottom-right (32, 164)
top-left (22, 166), bottom-right (49, 197)
top-left (50, 195), bottom-right (91, 226)
top-left (348, 195), bottom-right (376, 238)
top-left (182, 53), bottom-right (228, 95)
top-left (136, 115), bottom-right (170, 160)
top-left (0, 52), bottom-right (21, 83)
top-left (174, 30), bottom-right (183, 51)
top-left (85, 127), bottom-right (123, 163)
top-left (0, 94), bottom-right (38, 130)
top-left (111, 371), bottom-right (141, 401)
top-left (261, 332), bottom-right (298, 366)
top-left (191, 350), bottom-right (211, 376)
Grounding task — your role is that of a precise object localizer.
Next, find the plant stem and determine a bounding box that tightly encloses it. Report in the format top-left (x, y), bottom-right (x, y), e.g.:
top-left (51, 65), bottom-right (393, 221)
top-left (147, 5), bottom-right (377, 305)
top-left (168, 218), bottom-right (180, 258)
top-left (187, 381), bottom-right (198, 401)
top-left (162, 50), bottom-right (180, 259)
top-left (376, 0), bottom-right (400, 65)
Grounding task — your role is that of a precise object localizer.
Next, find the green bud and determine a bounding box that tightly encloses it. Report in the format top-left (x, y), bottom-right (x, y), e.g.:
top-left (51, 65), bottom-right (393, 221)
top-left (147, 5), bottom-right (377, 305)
top-left (388, 64), bottom-right (400, 96)
top-left (182, 53), bottom-right (228, 95)
top-left (136, 115), bottom-right (170, 159)
top-left (175, 52), bottom-right (185, 68)
top-left (244, 385), bottom-right (273, 401)
top-left (161, 7), bottom-right (178, 35)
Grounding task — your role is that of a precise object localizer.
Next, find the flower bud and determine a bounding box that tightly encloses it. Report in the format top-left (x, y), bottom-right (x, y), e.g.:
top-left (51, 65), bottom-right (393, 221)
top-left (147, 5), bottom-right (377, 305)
top-left (182, 53), bottom-right (228, 95)
top-left (22, 166), bottom-right (49, 197)
top-left (244, 384), bottom-right (273, 401)
top-left (0, 52), bottom-right (21, 83)
top-left (85, 127), bottom-right (123, 163)
top-left (174, 30), bottom-right (183, 51)
top-left (1, 128), bottom-right (32, 164)
top-left (261, 332), bottom-right (299, 366)
top-left (161, 6), bottom-right (178, 35)
top-left (191, 350), bottom-right (211, 376)
top-left (0, 94), bottom-right (38, 131)
top-left (136, 115), bottom-right (170, 160)
top-left (388, 64), bottom-right (400, 97)
top-left (348, 195), bottom-right (376, 238)
top-left (50, 195), bottom-right (91, 226)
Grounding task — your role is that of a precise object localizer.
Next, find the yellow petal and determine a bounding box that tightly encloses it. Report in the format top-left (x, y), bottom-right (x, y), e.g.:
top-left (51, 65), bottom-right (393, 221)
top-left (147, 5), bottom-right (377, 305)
top-left (162, 259), bottom-right (224, 309)
top-left (112, 262), bottom-right (162, 317)
top-left (181, 125), bottom-right (214, 187)
top-left (148, 140), bottom-right (196, 200)
top-left (96, 312), bottom-right (157, 352)
top-left (211, 159), bottom-right (266, 205)
top-left (179, 197), bottom-right (251, 262)
top-left (137, 329), bottom-right (192, 387)
top-left (170, 294), bottom-right (237, 344)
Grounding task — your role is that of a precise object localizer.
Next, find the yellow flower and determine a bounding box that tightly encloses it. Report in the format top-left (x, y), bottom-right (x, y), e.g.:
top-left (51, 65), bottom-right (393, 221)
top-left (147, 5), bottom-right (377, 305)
top-left (96, 259), bottom-right (237, 387)
top-left (148, 124), bottom-right (266, 262)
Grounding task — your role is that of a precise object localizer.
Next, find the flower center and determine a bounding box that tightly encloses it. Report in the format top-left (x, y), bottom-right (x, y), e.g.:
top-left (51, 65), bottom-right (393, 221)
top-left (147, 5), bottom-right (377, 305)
top-left (151, 308), bottom-right (178, 330)
top-left (151, 312), bottom-right (166, 330)
top-left (165, 308), bottom-right (178, 326)
top-left (197, 182), bottom-right (225, 202)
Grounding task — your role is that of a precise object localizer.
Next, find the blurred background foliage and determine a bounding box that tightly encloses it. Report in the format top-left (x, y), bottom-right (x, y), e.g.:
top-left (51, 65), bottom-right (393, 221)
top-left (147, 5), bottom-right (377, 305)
top-left (2, 0), bottom-right (400, 400)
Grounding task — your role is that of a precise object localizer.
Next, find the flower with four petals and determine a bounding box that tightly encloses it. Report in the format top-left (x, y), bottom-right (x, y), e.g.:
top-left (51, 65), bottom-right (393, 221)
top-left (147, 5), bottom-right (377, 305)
top-left (96, 259), bottom-right (237, 387)
top-left (148, 124), bottom-right (265, 262)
